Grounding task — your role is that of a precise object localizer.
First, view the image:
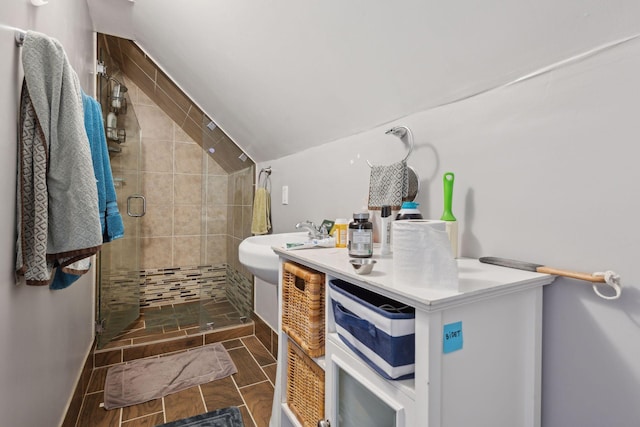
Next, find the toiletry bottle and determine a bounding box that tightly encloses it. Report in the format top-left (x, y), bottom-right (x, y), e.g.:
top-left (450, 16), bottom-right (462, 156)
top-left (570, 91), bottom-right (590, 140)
top-left (334, 218), bottom-right (349, 248)
top-left (380, 205), bottom-right (392, 255)
top-left (396, 201), bottom-right (423, 220)
top-left (348, 212), bottom-right (373, 258)
top-left (111, 83), bottom-right (121, 109)
top-left (106, 112), bottom-right (117, 140)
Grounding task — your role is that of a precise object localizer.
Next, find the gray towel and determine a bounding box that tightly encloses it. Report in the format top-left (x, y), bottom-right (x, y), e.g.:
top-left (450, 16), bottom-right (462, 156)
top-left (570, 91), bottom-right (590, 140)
top-left (367, 160), bottom-right (408, 210)
top-left (16, 31), bottom-right (102, 285)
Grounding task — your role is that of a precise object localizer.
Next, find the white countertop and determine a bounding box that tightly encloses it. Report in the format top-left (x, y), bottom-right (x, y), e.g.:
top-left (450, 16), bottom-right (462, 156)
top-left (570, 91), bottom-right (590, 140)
top-left (274, 245), bottom-right (556, 311)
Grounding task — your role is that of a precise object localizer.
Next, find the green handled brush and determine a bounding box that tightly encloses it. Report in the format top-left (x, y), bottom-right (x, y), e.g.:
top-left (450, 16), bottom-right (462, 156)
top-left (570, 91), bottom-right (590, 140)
top-left (440, 172), bottom-right (458, 258)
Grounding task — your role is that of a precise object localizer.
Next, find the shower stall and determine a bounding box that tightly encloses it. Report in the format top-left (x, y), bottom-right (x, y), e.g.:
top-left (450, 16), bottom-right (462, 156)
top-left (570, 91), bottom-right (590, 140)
top-left (95, 37), bottom-right (255, 349)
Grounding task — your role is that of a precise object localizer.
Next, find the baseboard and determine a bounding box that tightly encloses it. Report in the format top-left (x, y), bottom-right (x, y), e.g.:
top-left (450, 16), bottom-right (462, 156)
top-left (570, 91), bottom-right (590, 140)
top-left (252, 312), bottom-right (278, 358)
top-left (59, 338), bottom-right (96, 427)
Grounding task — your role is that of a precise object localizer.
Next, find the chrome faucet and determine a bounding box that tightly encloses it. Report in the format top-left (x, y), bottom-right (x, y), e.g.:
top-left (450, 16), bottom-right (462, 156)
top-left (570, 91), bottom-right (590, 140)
top-left (296, 220), bottom-right (327, 239)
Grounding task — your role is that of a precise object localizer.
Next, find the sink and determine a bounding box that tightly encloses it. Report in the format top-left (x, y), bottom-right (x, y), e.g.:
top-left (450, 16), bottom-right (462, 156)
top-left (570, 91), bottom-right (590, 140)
top-left (239, 232), bottom-right (308, 283)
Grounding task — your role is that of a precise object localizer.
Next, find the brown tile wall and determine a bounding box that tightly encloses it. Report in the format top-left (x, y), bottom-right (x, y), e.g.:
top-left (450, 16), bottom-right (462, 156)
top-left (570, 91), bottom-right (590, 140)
top-left (115, 77), bottom-right (231, 270)
top-left (227, 166), bottom-right (255, 282)
top-left (140, 265), bottom-right (227, 307)
top-left (97, 34), bottom-right (258, 322)
top-left (99, 34), bottom-right (253, 174)
top-left (98, 33), bottom-right (255, 274)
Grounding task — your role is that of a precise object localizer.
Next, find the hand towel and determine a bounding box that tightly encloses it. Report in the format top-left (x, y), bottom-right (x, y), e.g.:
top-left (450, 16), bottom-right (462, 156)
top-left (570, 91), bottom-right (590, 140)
top-left (367, 160), bottom-right (408, 211)
top-left (251, 187), bottom-right (271, 235)
top-left (16, 31), bottom-right (102, 286)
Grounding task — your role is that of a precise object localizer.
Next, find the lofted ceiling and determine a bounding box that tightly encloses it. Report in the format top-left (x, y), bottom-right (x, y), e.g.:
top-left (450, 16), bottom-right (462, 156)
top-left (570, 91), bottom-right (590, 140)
top-left (87, 0), bottom-right (640, 164)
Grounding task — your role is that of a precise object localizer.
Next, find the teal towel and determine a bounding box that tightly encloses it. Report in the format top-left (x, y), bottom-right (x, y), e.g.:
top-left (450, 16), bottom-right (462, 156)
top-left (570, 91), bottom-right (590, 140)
top-left (50, 267), bottom-right (81, 290)
top-left (82, 91), bottom-right (124, 242)
top-left (50, 93), bottom-right (124, 290)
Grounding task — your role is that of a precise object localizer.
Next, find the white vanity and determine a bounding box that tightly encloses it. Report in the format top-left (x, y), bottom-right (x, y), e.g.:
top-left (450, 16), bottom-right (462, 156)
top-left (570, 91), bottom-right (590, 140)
top-left (270, 245), bottom-right (555, 427)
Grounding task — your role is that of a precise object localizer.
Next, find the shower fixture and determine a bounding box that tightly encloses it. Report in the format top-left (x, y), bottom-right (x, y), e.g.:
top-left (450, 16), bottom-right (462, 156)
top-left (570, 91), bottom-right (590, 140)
top-left (96, 60), bottom-right (129, 113)
top-left (107, 76), bottom-right (128, 114)
top-left (110, 79), bottom-right (127, 109)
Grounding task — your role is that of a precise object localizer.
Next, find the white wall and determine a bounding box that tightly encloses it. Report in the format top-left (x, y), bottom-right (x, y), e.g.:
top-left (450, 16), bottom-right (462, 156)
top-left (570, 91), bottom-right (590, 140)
top-left (0, 1), bottom-right (96, 425)
top-left (260, 37), bottom-right (640, 426)
top-left (89, 1), bottom-right (640, 164)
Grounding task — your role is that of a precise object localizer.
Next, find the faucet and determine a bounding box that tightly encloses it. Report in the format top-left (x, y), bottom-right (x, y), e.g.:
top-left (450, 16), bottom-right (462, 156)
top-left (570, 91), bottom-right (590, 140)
top-left (295, 220), bottom-right (327, 239)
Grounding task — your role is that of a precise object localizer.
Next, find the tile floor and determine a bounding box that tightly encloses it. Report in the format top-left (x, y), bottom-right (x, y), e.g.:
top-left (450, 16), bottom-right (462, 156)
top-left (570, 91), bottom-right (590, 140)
top-left (73, 300), bottom-right (276, 427)
top-left (76, 335), bottom-right (275, 427)
top-left (99, 300), bottom-right (248, 350)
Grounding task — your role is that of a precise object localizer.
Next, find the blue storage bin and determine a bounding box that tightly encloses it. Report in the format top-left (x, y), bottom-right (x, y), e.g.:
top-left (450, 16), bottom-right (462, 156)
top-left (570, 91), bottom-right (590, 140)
top-left (329, 279), bottom-right (415, 380)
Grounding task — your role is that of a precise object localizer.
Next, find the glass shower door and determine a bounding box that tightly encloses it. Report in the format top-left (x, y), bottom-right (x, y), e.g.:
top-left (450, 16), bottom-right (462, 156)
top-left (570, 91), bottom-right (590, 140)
top-left (96, 66), bottom-right (143, 349)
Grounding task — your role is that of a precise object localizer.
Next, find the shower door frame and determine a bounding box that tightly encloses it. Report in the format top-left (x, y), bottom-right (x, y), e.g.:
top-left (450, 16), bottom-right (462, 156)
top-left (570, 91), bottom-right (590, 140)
top-left (95, 53), bottom-right (144, 349)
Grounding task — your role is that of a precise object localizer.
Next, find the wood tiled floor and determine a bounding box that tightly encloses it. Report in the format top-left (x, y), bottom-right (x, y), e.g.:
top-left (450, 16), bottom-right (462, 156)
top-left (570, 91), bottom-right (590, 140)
top-left (99, 300), bottom-right (247, 350)
top-left (76, 336), bottom-right (276, 427)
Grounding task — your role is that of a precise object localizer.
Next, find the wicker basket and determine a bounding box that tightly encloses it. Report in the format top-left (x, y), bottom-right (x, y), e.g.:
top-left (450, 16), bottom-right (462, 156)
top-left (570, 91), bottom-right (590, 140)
top-left (282, 262), bottom-right (325, 357)
top-left (287, 339), bottom-right (325, 427)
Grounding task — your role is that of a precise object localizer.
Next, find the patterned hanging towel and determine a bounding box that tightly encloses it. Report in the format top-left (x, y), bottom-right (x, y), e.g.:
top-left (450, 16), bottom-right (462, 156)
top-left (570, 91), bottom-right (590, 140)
top-left (16, 31), bottom-right (102, 286)
top-left (367, 160), bottom-right (408, 210)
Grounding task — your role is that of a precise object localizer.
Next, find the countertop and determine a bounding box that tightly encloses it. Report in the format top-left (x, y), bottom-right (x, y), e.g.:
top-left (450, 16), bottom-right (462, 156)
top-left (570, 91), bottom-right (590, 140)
top-left (273, 245), bottom-right (556, 311)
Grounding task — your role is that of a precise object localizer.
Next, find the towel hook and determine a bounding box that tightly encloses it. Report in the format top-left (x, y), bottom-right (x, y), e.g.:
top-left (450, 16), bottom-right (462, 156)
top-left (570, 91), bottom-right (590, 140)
top-left (15, 30), bottom-right (26, 47)
top-left (367, 126), bottom-right (414, 167)
top-left (259, 166), bottom-right (271, 181)
top-left (258, 166), bottom-right (271, 189)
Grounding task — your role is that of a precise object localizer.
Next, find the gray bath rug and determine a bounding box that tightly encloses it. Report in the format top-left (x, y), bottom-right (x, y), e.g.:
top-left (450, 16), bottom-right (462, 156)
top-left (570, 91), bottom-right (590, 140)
top-left (155, 406), bottom-right (244, 427)
top-left (104, 343), bottom-right (237, 410)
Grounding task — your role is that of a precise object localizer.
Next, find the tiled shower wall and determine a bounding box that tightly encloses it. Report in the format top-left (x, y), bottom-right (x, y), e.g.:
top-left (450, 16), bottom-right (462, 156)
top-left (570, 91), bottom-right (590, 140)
top-left (124, 79), bottom-right (254, 315)
top-left (226, 167), bottom-right (255, 312)
top-left (99, 34), bottom-right (255, 316)
top-left (122, 77), bottom-right (229, 270)
top-left (139, 265), bottom-right (226, 307)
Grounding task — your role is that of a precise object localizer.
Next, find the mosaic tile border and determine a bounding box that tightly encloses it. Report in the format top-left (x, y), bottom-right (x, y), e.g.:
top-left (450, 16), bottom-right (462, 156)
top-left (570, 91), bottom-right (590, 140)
top-left (140, 264), bottom-right (227, 307)
top-left (226, 265), bottom-right (254, 319)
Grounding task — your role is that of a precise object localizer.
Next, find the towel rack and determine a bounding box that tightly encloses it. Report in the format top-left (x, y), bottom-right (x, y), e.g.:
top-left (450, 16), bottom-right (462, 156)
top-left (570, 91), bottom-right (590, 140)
top-left (258, 166), bottom-right (271, 189)
top-left (259, 166), bottom-right (271, 180)
top-left (367, 126), bottom-right (414, 167)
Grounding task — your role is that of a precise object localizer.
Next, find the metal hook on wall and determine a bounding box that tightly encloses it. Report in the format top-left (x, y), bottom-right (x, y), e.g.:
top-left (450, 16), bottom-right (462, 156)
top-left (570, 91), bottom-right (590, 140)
top-left (367, 126), bottom-right (414, 167)
top-left (15, 30), bottom-right (26, 47)
top-left (258, 166), bottom-right (271, 189)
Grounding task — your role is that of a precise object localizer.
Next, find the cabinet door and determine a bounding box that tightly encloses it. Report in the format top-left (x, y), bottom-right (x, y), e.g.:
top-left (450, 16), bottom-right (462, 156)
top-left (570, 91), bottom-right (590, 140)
top-left (326, 337), bottom-right (413, 426)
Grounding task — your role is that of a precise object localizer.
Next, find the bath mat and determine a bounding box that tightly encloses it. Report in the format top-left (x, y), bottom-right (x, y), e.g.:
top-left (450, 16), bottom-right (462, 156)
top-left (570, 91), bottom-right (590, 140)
top-left (104, 343), bottom-right (237, 410)
top-left (155, 406), bottom-right (244, 427)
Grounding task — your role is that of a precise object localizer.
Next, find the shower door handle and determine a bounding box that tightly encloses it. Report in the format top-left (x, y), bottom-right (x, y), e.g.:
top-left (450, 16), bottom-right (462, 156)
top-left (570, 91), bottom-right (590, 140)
top-left (127, 194), bottom-right (146, 217)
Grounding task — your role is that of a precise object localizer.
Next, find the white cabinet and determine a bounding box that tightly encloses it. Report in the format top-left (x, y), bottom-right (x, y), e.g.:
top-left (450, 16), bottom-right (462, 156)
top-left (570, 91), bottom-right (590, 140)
top-left (326, 332), bottom-right (414, 426)
top-left (270, 249), bottom-right (554, 427)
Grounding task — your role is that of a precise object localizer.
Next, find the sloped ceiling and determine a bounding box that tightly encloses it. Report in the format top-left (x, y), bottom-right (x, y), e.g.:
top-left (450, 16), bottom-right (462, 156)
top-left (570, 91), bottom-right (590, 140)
top-left (87, 0), bottom-right (640, 163)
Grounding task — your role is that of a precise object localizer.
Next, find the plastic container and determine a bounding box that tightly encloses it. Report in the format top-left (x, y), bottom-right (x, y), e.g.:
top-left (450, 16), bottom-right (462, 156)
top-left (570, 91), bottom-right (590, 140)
top-left (348, 212), bottom-right (373, 258)
top-left (329, 279), bottom-right (416, 379)
top-left (396, 201), bottom-right (423, 220)
top-left (334, 218), bottom-right (349, 248)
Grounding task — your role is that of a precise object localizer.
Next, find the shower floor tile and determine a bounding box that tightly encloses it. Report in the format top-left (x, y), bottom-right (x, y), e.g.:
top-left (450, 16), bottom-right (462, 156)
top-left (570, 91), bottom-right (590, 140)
top-left (101, 298), bottom-right (246, 350)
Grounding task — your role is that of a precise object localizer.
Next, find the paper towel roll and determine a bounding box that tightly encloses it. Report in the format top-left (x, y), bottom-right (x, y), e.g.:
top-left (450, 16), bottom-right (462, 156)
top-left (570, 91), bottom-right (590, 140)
top-left (392, 220), bottom-right (459, 291)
